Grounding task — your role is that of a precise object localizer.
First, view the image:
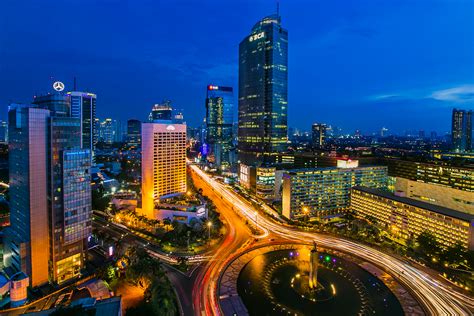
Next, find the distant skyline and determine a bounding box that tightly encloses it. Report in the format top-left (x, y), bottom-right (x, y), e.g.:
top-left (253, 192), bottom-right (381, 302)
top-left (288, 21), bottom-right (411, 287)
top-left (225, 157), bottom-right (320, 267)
top-left (1, 0), bottom-right (473, 134)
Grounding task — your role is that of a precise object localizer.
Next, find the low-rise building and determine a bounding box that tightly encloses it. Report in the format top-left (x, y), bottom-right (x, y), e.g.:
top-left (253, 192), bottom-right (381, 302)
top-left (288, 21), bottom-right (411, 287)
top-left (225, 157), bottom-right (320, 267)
top-left (394, 177), bottom-right (474, 215)
top-left (351, 186), bottom-right (474, 250)
top-left (282, 163), bottom-right (387, 220)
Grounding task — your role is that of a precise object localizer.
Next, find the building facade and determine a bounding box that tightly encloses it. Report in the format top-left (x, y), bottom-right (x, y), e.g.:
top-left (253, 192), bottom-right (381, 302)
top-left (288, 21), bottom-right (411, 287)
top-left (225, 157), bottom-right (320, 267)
top-left (452, 108), bottom-right (472, 152)
top-left (67, 91), bottom-right (97, 157)
top-left (384, 158), bottom-right (474, 192)
top-left (149, 102), bottom-right (173, 122)
top-left (394, 177), bottom-right (474, 215)
top-left (5, 103), bottom-right (91, 286)
top-left (205, 85), bottom-right (234, 167)
top-left (5, 105), bottom-right (51, 287)
top-left (351, 187), bottom-right (474, 250)
top-left (99, 118), bottom-right (122, 143)
top-left (127, 119), bottom-right (141, 148)
top-left (312, 123), bottom-right (327, 148)
top-left (238, 14), bottom-right (288, 164)
top-left (141, 123), bottom-right (187, 218)
top-left (282, 164), bottom-right (388, 220)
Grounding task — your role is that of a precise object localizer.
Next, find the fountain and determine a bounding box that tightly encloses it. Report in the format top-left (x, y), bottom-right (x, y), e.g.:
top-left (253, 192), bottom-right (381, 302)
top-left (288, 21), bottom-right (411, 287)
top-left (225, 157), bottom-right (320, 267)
top-left (237, 244), bottom-right (404, 315)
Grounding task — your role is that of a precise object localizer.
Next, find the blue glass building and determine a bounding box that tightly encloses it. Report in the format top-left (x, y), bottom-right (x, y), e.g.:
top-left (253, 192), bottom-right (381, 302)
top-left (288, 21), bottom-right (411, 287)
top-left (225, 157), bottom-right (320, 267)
top-left (205, 85), bottom-right (234, 167)
top-left (238, 14), bottom-right (288, 165)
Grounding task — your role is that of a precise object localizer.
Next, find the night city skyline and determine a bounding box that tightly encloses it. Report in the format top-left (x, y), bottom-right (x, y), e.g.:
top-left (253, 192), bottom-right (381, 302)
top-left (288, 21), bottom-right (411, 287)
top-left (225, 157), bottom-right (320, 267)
top-left (1, 0), bottom-right (473, 134)
top-left (0, 1), bottom-right (473, 316)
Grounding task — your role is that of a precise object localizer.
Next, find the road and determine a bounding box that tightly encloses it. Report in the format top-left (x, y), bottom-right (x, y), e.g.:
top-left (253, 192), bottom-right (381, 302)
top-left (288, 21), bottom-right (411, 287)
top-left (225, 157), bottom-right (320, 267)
top-left (189, 163), bottom-right (474, 316)
top-left (190, 169), bottom-right (256, 316)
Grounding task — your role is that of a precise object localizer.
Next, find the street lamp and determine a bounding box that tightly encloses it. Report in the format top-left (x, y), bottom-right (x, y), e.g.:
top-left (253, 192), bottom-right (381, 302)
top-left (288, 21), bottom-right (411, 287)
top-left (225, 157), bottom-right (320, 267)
top-left (254, 211), bottom-right (258, 231)
top-left (207, 221), bottom-right (212, 240)
top-left (302, 207), bottom-right (309, 223)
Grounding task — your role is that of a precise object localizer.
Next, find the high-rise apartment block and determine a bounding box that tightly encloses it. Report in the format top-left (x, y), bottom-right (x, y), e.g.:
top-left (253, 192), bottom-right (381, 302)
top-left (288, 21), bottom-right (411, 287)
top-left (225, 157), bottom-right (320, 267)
top-left (238, 14), bottom-right (288, 164)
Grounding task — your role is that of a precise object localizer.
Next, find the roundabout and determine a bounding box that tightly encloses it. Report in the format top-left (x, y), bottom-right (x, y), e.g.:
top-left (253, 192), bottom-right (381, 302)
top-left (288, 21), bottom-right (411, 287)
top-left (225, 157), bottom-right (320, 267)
top-left (236, 245), bottom-right (404, 316)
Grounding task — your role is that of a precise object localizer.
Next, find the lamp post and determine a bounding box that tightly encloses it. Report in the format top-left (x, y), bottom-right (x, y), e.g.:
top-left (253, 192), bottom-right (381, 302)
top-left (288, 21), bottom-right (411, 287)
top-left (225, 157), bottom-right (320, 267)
top-left (302, 206), bottom-right (309, 223)
top-left (254, 211), bottom-right (258, 231)
top-left (207, 221), bottom-right (212, 241)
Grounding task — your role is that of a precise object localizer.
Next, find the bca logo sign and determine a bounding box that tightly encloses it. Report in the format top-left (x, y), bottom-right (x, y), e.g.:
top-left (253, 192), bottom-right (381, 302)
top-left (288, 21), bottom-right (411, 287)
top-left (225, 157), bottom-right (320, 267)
top-left (249, 32), bottom-right (265, 42)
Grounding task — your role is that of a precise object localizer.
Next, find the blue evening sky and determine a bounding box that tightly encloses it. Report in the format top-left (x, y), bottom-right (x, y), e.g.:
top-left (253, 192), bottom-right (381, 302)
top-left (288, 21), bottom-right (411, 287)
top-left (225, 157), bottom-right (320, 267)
top-left (1, 0), bottom-right (473, 134)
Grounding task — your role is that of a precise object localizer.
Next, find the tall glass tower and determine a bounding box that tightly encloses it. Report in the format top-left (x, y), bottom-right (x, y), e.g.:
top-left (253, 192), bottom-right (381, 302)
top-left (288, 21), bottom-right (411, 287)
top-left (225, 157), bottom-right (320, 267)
top-left (238, 14), bottom-right (288, 165)
top-left (67, 91), bottom-right (97, 158)
top-left (5, 94), bottom-right (91, 286)
top-left (205, 85), bottom-right (234, 167)
top-left (452, 109), bottom-right (472, 152)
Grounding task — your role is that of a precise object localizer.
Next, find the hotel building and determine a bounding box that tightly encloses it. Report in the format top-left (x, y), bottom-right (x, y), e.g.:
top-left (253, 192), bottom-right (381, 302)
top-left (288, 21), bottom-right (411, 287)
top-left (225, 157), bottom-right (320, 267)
top-left (282, 162), bottom-right (387, 220)
top-left (141, 122), bottom-right (187, 218)
top-left (351, 187), bottom-right (474, 250)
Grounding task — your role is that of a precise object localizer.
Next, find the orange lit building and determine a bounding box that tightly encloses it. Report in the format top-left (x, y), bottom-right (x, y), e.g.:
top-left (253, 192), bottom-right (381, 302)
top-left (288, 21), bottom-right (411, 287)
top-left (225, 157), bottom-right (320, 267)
top-left (141, 122), bottom-right (187, 218)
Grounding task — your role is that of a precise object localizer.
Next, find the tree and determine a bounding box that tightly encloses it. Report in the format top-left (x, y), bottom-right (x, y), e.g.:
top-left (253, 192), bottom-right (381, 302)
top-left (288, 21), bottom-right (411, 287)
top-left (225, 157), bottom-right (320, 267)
top-left (416, 231), bottom-right (440, 257)
top-left (441, 242), bottom-right (466, 266)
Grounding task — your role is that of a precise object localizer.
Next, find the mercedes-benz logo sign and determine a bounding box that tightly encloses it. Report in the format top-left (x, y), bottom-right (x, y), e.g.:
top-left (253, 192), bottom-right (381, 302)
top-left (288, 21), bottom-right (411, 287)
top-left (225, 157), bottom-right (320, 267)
top-left (53, 81), bottom-right (65, 92)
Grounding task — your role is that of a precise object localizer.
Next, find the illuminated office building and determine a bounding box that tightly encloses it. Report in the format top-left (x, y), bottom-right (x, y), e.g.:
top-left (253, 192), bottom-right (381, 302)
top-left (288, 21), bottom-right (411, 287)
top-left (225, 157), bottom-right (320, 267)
top-left (312, 123), bottom-right (327, 148)
top-left (205, 85), bottom-right (234, 167)
top-left (141, 122), bottom-right (187, 218)
top-left (127, 119), bottom-right (141, 148)
top-left (67, 91), bottom-right (97, 157)
top-left (384, 158), bottom-right (473, 192)
top-left (99, 118), bottom-right (122, 143)
top-left (0, 120), bottom-right (7, 143)
top-left (238, 14), bottom-right (288, 164)
top-left (149, 101), bottom-right (173, 122)
top-left (282, 163), bottom-right (387, 220)
top-left (239, 164), bottom-right (283, 200)
top-left (5, 102), bottom-right (91, 286)
top-left (452, 109), bottom-right (472, 152)
top-left (351, 187), bottom-right (474, 250)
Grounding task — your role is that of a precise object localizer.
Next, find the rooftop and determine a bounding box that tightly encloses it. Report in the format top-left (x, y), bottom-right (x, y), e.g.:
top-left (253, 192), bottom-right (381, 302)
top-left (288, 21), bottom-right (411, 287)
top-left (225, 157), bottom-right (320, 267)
top-left (352, 186), bottom-right (474, 222)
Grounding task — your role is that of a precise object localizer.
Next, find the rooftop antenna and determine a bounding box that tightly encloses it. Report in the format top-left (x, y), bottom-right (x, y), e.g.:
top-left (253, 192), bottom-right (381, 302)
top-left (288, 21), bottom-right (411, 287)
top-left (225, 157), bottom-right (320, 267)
top-left (277, 0), bottom-right (280, 16)
top-left (73, 76), bottom-right (77, 91)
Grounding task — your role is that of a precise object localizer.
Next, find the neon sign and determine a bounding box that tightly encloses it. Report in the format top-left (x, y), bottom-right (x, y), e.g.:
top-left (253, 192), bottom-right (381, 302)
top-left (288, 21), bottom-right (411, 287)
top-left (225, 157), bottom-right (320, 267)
top-left (249, 32), bottom-right (265, 42)
top-left (53, 81), bottom-right (65, 92)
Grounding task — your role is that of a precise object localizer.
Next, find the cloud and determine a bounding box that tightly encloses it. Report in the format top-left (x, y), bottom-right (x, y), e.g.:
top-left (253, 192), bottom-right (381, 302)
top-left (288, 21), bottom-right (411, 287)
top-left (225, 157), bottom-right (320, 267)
top-left (430, 85), bottom-right (474, 102)
top-left (370, 94), bottom-right (402, 101)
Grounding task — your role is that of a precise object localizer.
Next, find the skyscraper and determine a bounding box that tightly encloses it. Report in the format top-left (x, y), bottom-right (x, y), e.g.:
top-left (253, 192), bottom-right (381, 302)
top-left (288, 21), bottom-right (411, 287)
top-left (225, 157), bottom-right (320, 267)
top-left (312, 123), bottom-right (327, 148)
top-left (205, 85), bottom-right (234, 167)
top-left (149, 101), bottom-right (173, 122)
top-left (5, 105), bottom-right (51, 287)
top-left (99, 118), bottom-right (122, 143)
top-left (0, 120), bottom-right (7, 143)
top-left (141, 122), bottom-right (187, 218)
top-left (5, 101), bottom-right (91, 286)
top-left (127, 119), bottom-right (141, 148)
top-left (238, 14), bottom-right (288, 165)
top-left (452, 109), bottom-right (472, 152)
top-left (67, 91), bottom-right (97, 157)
